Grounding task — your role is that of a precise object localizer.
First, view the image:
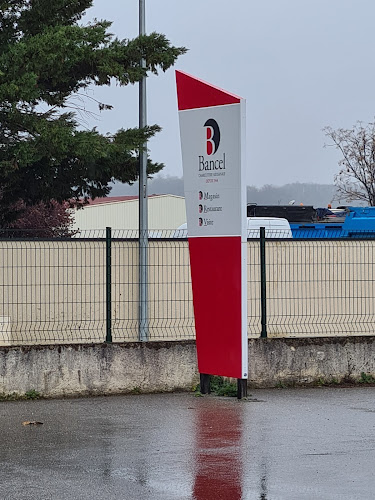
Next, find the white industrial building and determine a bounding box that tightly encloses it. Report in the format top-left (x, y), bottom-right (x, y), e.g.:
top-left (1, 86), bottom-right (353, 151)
top-left (71, 194), bottom-right (186, 234)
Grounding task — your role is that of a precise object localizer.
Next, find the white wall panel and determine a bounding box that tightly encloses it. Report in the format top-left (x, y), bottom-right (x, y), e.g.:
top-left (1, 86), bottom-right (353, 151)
top-left (72, 195), bottom-right (186, 232)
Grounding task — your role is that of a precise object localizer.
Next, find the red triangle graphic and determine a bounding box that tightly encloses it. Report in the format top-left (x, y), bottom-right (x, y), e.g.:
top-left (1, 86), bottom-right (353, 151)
top-left (176, 70), bottom-right (241, 111)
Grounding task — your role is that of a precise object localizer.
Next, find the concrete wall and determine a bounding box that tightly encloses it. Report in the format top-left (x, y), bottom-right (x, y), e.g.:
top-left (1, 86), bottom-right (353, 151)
top-left (1, 337), bottom-right (375, 398)
top-left (0, 341), bottom-right (199, 397)
top-left (248, 336), bottom-right (375, 386)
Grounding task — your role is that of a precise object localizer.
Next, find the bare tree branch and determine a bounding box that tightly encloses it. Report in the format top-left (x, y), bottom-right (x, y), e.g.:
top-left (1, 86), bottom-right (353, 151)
top-left (324, 121), bottom-right (375, 206)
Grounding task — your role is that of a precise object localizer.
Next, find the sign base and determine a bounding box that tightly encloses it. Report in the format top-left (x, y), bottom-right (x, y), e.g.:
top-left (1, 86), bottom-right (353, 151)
top-left (199, 373), bottom-right (248, 400)
top-left (200, 373), bottom-right (211, 394)
top-left (237, 378), bottom-right (247, 400)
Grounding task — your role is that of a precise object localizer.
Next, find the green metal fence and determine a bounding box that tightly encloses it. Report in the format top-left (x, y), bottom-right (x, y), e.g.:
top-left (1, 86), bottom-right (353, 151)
top-left (261, 237), bottom-right (375, 338)
top-left (1, 229), bottom-right (375, 345)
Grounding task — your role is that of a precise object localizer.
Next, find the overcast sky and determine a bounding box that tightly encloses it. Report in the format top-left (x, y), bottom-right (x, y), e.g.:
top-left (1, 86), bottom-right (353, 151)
top-left (84, 0), bottom-right (375, 188)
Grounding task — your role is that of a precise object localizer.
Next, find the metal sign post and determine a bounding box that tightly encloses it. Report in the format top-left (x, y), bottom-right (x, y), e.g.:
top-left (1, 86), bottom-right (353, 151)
top-left (139, 0), bottom-right (148, 341)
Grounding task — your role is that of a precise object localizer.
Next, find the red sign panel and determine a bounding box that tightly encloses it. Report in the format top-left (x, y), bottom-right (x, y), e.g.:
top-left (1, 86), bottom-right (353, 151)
top-left (176, 71), bottom-right (248, 379)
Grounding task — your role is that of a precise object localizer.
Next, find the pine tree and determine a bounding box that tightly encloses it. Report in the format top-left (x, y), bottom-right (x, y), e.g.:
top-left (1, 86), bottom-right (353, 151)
top-left (0, 0), bottom-right (186, 223)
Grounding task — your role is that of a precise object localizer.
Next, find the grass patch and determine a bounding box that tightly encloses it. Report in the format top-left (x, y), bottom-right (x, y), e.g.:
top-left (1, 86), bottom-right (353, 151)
top-left (316, 377), bottom-right (341, 387)
top-left (274, 380), bottom-right (297, 389)
top-left (275, 376), bottom-right (373, 388)
top-left (359, 372), bottom-right (375, 384)
top-left (210, 376), bottom-right (237, 397)
top-left (0, 389), bottom-right (41, 401)
top-left (275, 381), bottom-right (288, 389)
top-left (194, 376), bottom-right (238, 397)
top-left (25, 389), bottom-right (41, 400)
top-left (130, 387), bottom-right (141, 395)
top-left (0, 392), bottom-right (20, 401)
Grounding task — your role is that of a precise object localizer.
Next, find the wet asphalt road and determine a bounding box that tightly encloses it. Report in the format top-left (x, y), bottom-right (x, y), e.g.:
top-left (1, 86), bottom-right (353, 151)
top-left (0, 387), bottom-right (375, 499)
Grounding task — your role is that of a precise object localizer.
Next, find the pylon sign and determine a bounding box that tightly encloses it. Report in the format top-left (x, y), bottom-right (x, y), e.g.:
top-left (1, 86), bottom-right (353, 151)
top-left (176, 70), bottom-right (248, 379)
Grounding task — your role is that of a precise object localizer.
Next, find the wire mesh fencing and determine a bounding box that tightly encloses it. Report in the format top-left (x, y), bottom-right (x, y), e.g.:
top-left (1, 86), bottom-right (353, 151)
top-left (0, 230), bottom-right (196, 345)
top-left (263, 238), bottom-right (375, 337)
top-left (0, 237), bottom-right (106, 345)
top-left (1, 229), bottom-right (375, 345)
top-left (110, 238), bottom-right (195, 342)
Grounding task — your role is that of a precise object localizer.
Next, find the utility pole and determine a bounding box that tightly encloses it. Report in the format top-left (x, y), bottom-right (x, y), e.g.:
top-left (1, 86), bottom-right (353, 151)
top-left (139, 0), bottom-right (148, 341)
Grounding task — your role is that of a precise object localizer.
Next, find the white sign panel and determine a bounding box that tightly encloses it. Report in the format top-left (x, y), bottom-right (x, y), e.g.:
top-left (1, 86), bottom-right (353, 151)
top-left (179, 103), bottom-right (246, 238)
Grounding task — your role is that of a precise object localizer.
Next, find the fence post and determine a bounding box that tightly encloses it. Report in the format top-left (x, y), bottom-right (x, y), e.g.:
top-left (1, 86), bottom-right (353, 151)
top-left (106, 227), bottom-right (112, 343)
top-left (260, 226), bottom-right (267, 338)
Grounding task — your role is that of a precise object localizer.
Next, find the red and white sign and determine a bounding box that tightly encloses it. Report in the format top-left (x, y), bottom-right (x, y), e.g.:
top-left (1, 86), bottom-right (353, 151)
top-left (176, 70), bottom-right (248, 379)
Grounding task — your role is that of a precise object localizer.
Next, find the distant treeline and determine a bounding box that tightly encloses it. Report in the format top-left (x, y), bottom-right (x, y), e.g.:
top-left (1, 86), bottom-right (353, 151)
top-left (110, 177), bottom-right (361, 208)
top-left (246, 183), bottom-right (337, 207)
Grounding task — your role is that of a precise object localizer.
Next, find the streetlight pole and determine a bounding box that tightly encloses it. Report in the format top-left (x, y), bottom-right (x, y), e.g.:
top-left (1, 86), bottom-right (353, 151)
top-left (139, 0), bottom-right (148, 341)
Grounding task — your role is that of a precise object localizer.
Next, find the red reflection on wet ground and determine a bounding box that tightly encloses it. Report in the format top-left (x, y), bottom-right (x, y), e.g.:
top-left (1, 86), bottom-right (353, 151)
top-left (193, 402), bottom-right (243, 500)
